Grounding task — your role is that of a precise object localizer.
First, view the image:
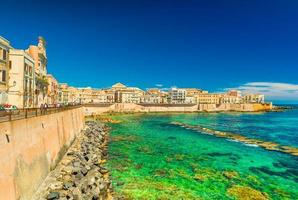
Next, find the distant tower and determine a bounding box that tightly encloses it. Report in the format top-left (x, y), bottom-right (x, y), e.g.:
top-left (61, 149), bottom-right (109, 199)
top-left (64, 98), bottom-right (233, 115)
top-left (38, 36), bottom-right (47, 57)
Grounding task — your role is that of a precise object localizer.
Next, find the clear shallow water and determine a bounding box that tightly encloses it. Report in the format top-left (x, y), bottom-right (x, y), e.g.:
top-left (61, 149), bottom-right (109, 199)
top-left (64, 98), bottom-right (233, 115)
top-left (106, 110), bottom-right (298, 199)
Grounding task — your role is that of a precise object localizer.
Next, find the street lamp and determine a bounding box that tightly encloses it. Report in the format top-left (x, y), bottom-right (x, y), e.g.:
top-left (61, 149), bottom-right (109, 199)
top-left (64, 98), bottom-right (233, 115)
top-left (7, 81), bottom-right (16, 91)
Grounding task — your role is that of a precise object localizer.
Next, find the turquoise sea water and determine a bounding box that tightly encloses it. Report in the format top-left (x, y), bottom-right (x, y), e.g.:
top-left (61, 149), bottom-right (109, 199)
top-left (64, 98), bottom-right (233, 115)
top-left (106, 109), bottom-right (298, 199)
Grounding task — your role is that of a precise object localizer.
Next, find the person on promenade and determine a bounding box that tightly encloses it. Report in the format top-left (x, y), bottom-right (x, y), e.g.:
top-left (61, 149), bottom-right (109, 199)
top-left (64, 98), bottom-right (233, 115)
top-left (40, 103), bottom-right (44, 115)
top-left (44, 103), bottom-right (48, 114)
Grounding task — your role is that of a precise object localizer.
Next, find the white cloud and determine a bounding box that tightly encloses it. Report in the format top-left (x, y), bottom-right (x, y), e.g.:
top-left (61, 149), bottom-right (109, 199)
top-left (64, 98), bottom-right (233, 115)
top-left (224, 82), bottom-right (298, 100)
top-left (155, 84), bottom-right (163, 87)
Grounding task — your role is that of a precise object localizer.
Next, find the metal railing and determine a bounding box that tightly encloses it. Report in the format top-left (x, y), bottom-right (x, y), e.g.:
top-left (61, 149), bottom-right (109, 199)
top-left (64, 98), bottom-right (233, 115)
top-left (0, 105), bottom-right (82, 123)
top-left (137, 103), bottom-right (197, 107)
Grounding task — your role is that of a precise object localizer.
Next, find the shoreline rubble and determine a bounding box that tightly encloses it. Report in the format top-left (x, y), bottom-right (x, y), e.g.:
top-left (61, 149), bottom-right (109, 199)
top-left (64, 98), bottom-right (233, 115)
top-left (32, 121), bottom-right (114, 200)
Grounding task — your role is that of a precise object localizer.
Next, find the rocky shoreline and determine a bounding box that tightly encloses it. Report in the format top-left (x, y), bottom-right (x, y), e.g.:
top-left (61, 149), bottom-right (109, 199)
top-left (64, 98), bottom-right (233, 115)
top-left (32, 121), bottom-right (113, 200)
top-left (171, 122), bottom-right (298, 157)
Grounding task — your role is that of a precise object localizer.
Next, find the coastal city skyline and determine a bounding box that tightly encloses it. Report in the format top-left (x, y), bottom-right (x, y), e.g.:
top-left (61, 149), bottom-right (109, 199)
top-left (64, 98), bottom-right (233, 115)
top-left (1, 0), bottom-right (298, 104)
top-left (1, 1), bottom-right (298, 200)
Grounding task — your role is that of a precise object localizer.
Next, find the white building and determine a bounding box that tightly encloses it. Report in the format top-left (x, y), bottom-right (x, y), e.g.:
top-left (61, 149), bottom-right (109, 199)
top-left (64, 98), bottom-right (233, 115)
top-left (141, 93), bottom-right (161, 104)
top-left (168, 88), bottom-right (186, 104)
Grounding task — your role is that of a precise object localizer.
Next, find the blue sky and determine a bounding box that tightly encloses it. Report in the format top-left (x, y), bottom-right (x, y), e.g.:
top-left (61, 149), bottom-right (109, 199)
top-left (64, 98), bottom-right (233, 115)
top-left (1, 0), bottom-right (298, 103)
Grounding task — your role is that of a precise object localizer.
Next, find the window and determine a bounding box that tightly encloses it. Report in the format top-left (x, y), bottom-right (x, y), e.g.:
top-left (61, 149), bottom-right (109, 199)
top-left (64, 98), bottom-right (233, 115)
top-left (0, 70), bottom-right (6, 82)
top-left (9, 61), bottom-right (12, 69)
top-left (3, 50), bottom-right (6, 60)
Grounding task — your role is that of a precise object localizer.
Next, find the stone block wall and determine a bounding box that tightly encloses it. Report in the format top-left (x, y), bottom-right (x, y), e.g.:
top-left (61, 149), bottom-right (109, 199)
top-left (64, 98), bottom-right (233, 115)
top-left (0, 107), bottom-right (85, 200)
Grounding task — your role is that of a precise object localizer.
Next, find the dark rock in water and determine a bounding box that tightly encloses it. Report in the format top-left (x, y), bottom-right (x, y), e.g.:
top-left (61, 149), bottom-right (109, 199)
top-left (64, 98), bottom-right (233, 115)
top-left (135, 163), bottom-right (143, 169)
top-left (249, 166), bottom-right (294, 179)
top-left (206, 152), bottom-right (233, 157)
top-left (47, 192), bottom-right (60, 200)
top-left (167, 136), bottom-right (176, 140)
top-left (117, 181), bottom-right (125, 186)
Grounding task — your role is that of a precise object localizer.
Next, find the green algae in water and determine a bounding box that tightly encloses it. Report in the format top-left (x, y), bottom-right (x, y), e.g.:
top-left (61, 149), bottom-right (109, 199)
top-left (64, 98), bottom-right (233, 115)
top-left (106, 113), bottom-right (298, 199)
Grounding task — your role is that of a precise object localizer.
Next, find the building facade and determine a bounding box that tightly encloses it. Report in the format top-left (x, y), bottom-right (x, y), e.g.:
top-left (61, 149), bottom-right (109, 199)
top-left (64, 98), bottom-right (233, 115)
top-left (168, 88), bottom-right (186, 104)
top-left (46, 74), bottom-right (58, 105)
top-left (0, 36), bottom-right (12, 104)
top-left (26, 37), bottom-right (48, 107)
top-left (8, 49), bottom-right (35, 108)
top-left (196, 93), bottom-right (222, 104)
top-left (243, 94), bottom-right (265, 103)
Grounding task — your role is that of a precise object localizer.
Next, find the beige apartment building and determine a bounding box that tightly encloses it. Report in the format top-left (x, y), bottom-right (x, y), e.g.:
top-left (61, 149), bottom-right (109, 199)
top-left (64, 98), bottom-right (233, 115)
top-left (112, 83), bottom-right (144, 103)
top-left (118, 88), bottom-right (144, 103)
top-left (77, 87), bottom-right (93, 103)
top-left (141, 88), bottom-right (162, 104)
top-left (8, 49), bottom-right (35, 108)
top-left (26, 37), bottom-right (48, 107)
top-left (0, 36), bottom-right (12, 104)
top-left (58, 83), bottom-right (69, 104)
top-left (46, 74), bottom-right (58, 105)
top-left (93, 89), bottom-right (114, 103)
top-left (196, 93), bottom-right (223, 104)
top-left (221, 90), bottom-right (242, 104)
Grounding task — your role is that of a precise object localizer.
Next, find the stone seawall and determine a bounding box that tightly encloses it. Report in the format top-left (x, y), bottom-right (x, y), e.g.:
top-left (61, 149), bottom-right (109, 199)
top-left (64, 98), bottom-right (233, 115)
top-left (0, 107), bottom-right (85, 200)
top-left (32, 121), bottom-right (112, 200)
top-left (84, 103), bottom-right (272, 115)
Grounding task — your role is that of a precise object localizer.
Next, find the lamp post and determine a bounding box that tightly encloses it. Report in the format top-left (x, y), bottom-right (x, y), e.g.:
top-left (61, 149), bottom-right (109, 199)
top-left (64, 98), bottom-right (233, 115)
top-left (7, 81), bottom-right (16, 91)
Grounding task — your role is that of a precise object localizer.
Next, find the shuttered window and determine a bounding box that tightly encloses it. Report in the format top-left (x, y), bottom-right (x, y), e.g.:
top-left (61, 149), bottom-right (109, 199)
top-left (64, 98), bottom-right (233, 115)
top-left (0, 70), bottom-right (6, 82)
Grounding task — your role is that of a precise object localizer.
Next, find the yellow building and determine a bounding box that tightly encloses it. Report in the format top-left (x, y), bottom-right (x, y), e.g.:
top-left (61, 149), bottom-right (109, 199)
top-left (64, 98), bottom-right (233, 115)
top-left (46, 74), bottom-right (58, 105)
top-left (77, 87), bottom-right (93, 104)
top-left (196, 93), bottom-right (223, 104)
top-left (26, 36), bottom-right (48, 107)
top-left (8, 49), bottom-right (35, 108)
top-left (0, 36), bottom-right (12, 104)
top-left (58, 83), bottom-right (69, 104)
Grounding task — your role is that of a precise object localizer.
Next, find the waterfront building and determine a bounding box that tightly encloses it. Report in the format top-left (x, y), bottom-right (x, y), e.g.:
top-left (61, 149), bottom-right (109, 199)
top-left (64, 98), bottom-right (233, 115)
top-left (221, 90), bottom-right (242, 104)
top-left (184, 88), bottom-right (203, 96)
top-left (111, 82), bottom-right (144, 103)
top-left (77, 87), bottom-right (93, 103)
top-left (0, 36), bottom-right (12, 104)
top-left (58, 83), bottom-right (69, 104)
top-left (196, 93), bottom-right (223, 104)
top-left (185, 95), bottom-right (197, 104)
top-left (68, 86), bottom-right (80, 103)
top-left (168, 88), bottom-right (186, 104)
top-left (46, 74), bottom-right (58, 105)
top-left (141, 88), bottom-right (162, 104)
top-left (183, 88), bottom-right (202, 104)
top-left (227, 90), bottom-right (242, 97)
top-left (8, 49), bottom-right (35, 108)
top-left (221, 95), bottom-right (242, 104)
top-left (141, 93), bottom-right (161, 104)
top-left (146, 88), bottom-right (161, 95)
top-left (26, 37), bottom-right (48, 107)
top-left (95, 89), bottom-right (114, 103)
top-left (243, 94), bottom-right (265, 103)
top-left (160, 91), bottom-right (169, 103)
top-left (119, 88), bottom-right (144, 103)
